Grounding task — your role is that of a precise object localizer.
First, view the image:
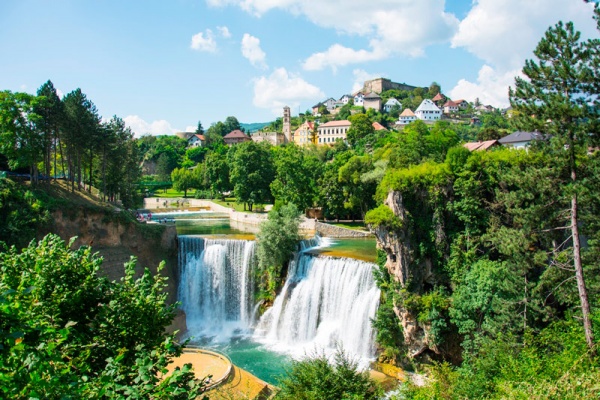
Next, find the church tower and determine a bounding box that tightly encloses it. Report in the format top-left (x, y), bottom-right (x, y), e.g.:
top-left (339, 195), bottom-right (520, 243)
top-left (283, 106), bottom-right (291, 143)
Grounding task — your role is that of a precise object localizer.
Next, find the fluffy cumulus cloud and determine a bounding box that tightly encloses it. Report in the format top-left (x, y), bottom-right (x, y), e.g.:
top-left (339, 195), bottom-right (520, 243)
top-left (124, 115), bottom-right (179, 138)
top-left (217, 26), bottom-right (231, 38)
top-left (241, 33), bottom-right (268, 69)
top-left (449, 65), bottom-right (522, 108)
top-left (252, 68), bottom-right (324, 114)
top-left (190, 29), bottom-right (217, 52)
top-left (208, 0), bottom-right (459, 70)
top-left (449, 0), bottom-right (598, 107)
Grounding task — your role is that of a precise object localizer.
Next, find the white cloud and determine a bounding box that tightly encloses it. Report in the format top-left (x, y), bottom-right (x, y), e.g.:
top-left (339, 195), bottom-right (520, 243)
top-left (241, 33), bottom-right (268, 69)
top-left (303, 44), bottom-right (385, 72)
top-left (185, 125), bottom-right (197, 133)
top-left (451, 0), bottom-right (598, 70)
top-left (208, 0), bottom-right (460, 70)
top-left (252, 67), bottom-right (324, 114)
top-left (351, 69), bottom-right (383, 93)
top-left (124, 115), bottom-right (180, 138)
top-left (449, 65), bottom-right (521, 108)
top-left (190, 29), bottom-right (217, 52)
top-left (448, 0), bottom-right (598, 108)
top-left (217, 26), bottom-right (231, 38)
top-left (56, 88), bottom-right (64, 98)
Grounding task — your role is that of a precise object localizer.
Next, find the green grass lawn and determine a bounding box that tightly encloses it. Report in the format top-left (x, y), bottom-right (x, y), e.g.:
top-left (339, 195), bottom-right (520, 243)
top-left (211, 198), bottom-right (270, 213)
top-left (150, 188), bottom-right (187, 198)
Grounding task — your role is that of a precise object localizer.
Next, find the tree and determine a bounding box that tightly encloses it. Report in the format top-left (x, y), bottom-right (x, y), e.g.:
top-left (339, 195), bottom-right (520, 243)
top-left (171, 167), bottom-right (199, 198)
top-left (0, 91), bottom-right (44, 184)
top-left (204, 149), bottom-right (231, 198)
top-left (270, 145), bottom-right (320, 211)
top-left (0, 234), bottom-right (204, 398)
top-left (229, 141), bottom-right (275, 211)
top-left (223, 116), bottom-right (242, 133)
top-left (509, 21), bottom-right (598, 350)
top-left (34, 80), bottom-right (64, 181)
top-left (195, 120), bottom-right (204, 135)
top-left (276, 348), bottom-right (382, 400)
top-left (347, 113), bottom-right (374, 146)
top-left (255, 203), bottom-right (301, 301)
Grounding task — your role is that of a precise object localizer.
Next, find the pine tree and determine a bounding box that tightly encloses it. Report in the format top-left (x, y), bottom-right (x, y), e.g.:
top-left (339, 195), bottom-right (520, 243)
top-left (509, 21), bottom-right (598, 351)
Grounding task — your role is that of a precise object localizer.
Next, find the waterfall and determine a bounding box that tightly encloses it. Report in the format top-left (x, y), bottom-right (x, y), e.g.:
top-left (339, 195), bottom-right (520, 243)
top-left (255, 247), bottom-right (380, 362)
top-left (178, 236), bottom-right (256, 339)
top-left (178, 235), bottom-right (380, 364)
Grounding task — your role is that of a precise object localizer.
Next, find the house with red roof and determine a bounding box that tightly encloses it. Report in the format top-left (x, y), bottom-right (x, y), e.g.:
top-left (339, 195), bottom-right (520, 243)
top-left (223, 130), bottom-right (251, 145)
top-left (443, 100), bottom-right (459, 114)
top-left (187, 134), bottom-right (206, 147)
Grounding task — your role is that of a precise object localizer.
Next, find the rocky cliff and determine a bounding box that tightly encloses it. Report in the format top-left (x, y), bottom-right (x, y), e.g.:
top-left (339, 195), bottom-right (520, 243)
top-left (372, 188), bottom-right (460, 363)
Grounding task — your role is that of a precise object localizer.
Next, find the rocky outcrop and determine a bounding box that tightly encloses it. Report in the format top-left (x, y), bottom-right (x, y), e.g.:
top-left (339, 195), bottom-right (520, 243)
top-left (372, 190), bottom-right (444, 360)
top-left (48, 208), bottom-right (179, 306)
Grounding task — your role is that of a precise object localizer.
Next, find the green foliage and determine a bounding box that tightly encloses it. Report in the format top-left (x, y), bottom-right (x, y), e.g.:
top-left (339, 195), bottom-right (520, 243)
top-left (365, 204), bottom-right (402, 230)
top-left (276, 348), bottom-right (382, 400)
top-left (0, 179), bottom-right (51, 248)
top-left (0, 234), bottom-right (204, 398)
top-left (229, 141), bottom-right (275, 211)
top-left (347, 113), bottom-right (375, 146)
top-left (255, 203), bottom-right (302, 302)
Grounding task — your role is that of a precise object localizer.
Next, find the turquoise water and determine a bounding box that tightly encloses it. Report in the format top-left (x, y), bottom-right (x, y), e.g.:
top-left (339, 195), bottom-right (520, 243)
top-left (193, 337), bottom-right (292, 385)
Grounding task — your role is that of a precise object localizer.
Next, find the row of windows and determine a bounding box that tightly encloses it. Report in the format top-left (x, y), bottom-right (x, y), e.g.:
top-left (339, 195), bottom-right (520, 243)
top-left (318, 128), bottom-right (348, 135)
top-left (318, 137), bottom-right (343, 143)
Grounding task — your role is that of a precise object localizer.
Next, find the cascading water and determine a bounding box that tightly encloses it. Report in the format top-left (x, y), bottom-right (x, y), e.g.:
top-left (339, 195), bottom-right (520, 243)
top-left (178, 234), bottom-right (380, 365)
top-left (178, 236), bottom-right (256, 339)
top-left (254, 239), bottom-right (381, 362)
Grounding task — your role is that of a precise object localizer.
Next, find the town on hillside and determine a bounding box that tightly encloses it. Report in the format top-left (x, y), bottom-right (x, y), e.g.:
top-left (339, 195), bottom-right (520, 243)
top-left (181, 77), bottom-right (514, 150)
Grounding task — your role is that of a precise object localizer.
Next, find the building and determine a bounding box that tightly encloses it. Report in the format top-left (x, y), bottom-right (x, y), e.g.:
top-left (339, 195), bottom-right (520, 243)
top-left (454, 99), bottom-right (469, 109)
top-left (384, 98), bottom-right (402, 113)
top-left (322, 98), bottom-right (337, 111)
top-left (463, 140), bottom-right (499, 151)
top-left (339, 94), bottom-right (352, 105)
top-left (397, 108), bottom-right (417, 125)
top-left (443, 100), bottom-right (459, 114)
top-left (498, 131), bottom-right (545, 149)
top-left (223, 130), bottom-right (251, 145)
top-left (293, 121), bottom-right (316, 146)
top-left (283, 106), bottom-right (291, 143)
top-left (317, 120), bottom-right (351, 145)
top-left (354, 92), bottom-right (364, 106)
top-left (372, 121), bottom-right (387, 131)
top-left (415, 99), bottom-right (442, 121)
top-left (432, 93), bottom-right (447, 106)
top-left (361, 77), bottom-right (417, 94)
top-left (187, 134), bottom-right (205, 147)
top-left (363, 92), bottom-right (382, 111)
top-left (251, 131), bottom-right (285, 146)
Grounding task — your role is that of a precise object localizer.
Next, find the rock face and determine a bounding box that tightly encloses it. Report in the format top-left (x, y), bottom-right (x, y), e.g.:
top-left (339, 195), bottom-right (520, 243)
top-left (373, 190), bottom-right (442, 360)
top-left (47, 208), bottom-right (183, 333)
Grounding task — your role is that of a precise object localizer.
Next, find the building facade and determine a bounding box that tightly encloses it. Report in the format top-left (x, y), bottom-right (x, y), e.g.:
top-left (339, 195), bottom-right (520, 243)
top-left (317, 120), bottom-right (351, 145)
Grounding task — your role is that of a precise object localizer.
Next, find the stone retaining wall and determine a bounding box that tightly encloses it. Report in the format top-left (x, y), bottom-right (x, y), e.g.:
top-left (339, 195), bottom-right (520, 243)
top-left (316, 221), bottom-right (374, 238)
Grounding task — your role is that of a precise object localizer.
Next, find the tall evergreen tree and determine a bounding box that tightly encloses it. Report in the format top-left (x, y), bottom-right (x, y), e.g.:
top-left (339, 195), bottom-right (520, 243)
top-left (34, 80), bottom-right (64, 181)
top-left (509, 21), bottom-right (598, 351)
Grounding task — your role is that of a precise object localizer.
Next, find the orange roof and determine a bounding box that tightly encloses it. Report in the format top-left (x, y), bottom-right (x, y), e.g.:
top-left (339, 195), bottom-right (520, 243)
top-left (444, 100), bottom-right (458, 107)
top-left (318, 120), bottom-right (351, 128)
top-left (372, 122), bottom-right (387, 131)
top-left (463, 140), bottom-right (498, 151)
top-left (224, 129), bottom-right (250, 139)
top-left (399, 109), bottom-right (415, 117)
top-left (432, 93), bottom-right (445, 101)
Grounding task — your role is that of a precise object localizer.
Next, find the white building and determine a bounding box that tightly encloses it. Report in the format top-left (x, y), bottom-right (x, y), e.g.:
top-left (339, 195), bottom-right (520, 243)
top-left (317, 120), bottom-right (351, 145)
top-left (397, 108), bottom-right (417, 125)
top-left (354, 92), bottom-right (364, 106)
top-left (384, 98), bottom-right (402, 113)
top-left (339, 94), bottom-right (352, 105)
top-left (415, 99), bottom-right (442, 121)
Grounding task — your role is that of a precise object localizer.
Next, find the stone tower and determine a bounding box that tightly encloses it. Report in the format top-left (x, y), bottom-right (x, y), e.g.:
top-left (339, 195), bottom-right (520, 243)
top-left (283, 106), bottom-right (291, 143)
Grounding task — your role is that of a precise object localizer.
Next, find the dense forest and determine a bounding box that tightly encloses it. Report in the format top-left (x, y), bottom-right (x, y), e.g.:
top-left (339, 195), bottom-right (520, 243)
top-left (1, 6), bottom-right (600, 399)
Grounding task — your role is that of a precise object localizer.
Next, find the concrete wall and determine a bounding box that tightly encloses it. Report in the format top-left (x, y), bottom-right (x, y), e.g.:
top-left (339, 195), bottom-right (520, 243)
top-left (316, 221), bottom-right (373, 238)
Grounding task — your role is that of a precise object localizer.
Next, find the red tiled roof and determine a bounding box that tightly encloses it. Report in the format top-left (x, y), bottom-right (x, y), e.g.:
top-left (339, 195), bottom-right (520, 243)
top-left (463, 140), bottom-right (498, 151)
top-left (318, 120), bottom-right (351, 128)
top-left (224, 130), bottom-right (250, 139)
top-left (432, 93), bottom-right (445, 101)
top-left (444, 100), bottom-right (459, 107)
top-left (399, 109), bottom-right (415, 117)
top-left (372, 122), bottom-right (387, 131)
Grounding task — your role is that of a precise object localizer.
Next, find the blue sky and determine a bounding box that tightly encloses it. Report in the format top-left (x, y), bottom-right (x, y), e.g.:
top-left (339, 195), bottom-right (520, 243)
top-left (1, 0), bottom-right (598, 136)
